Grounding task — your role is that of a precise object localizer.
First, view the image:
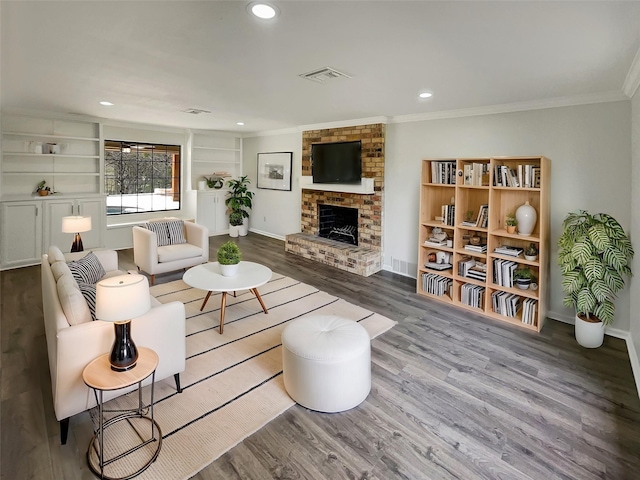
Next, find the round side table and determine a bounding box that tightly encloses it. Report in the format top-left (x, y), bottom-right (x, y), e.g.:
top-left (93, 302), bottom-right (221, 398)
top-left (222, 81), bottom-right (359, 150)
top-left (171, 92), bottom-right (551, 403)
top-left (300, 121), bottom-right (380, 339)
top-left (83, 347), bottom-right (162, 480)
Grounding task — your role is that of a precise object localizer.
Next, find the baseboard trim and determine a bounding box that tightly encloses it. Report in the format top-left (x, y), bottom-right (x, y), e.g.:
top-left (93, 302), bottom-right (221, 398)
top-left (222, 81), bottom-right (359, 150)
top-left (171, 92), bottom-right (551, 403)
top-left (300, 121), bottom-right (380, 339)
top-left (249, 228), bottom-right (285, 241)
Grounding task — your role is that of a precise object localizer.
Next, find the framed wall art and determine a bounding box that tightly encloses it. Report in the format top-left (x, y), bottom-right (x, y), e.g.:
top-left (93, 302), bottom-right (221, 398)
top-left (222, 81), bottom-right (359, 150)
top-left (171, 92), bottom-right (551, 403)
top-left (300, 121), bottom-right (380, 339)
top-left (257, 152), bottom-right (293, 191)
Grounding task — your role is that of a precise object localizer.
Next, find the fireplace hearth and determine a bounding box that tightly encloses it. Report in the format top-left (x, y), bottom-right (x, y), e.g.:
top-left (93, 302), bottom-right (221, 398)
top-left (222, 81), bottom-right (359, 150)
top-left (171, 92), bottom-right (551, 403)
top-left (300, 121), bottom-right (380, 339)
top-left (318, 204), bottom-right (358, 245)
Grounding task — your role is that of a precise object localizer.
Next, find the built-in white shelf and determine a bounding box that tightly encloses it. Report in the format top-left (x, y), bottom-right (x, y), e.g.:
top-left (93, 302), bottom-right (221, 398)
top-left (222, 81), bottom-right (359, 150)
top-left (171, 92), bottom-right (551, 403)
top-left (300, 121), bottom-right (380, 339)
top-left (3, 131), bottom-right (99, 141)
top-left (300, 176), bottom-right (375, 194)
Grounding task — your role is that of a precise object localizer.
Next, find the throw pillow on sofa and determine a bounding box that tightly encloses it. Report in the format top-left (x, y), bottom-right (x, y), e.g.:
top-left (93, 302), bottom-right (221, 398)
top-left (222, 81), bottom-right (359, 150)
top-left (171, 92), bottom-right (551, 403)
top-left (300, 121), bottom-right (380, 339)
top-left (144, 219), bottom-right (186, 246)
top-left (77, 282), bottom-right (97, 321)
top-left (67, 252), bottom-right (106, 285)
top-left (145, 221), bottom-right (171, 246)
top-left (57, 274), bottom-right (92, 325)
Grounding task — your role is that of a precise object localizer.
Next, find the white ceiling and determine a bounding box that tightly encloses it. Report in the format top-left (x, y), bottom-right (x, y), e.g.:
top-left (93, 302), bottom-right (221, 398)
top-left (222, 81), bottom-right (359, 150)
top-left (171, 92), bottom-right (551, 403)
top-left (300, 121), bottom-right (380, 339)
top-left (2, 1), bottom-right (640, 134)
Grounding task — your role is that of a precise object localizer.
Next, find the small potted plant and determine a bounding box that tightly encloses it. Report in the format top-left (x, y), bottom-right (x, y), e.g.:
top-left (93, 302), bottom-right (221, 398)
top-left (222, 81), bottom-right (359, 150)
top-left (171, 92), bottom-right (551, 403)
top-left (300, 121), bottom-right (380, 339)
top-left (513, 267), bottom-right (533, 290)
top-left (228, 211), bottom-right (244, 238)
top-left (524, 243), bottom-right (538, 261)
top-left (204, 175), bottom-right (225, 189)
top-left (505, 213), bottom-right (517, 234)
top-left (216, 240), bottom-right (241, 277)
top-left (36, 180), bottom-right (51, 196)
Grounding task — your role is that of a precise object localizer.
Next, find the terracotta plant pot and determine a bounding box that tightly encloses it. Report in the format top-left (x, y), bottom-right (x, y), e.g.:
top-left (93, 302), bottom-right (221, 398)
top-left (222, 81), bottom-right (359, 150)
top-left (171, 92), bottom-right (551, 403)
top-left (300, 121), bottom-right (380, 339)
top-left (506, 225), bottom-right (516, 234)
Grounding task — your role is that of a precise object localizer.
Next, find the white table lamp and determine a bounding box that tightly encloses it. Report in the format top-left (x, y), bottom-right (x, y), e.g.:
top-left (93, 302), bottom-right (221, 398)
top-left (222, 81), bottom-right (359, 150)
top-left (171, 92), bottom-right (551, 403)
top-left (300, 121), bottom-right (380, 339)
top-left (61, 215), bottom-right (92, 253)
top-left (96, 274), bottom-right (151, 372)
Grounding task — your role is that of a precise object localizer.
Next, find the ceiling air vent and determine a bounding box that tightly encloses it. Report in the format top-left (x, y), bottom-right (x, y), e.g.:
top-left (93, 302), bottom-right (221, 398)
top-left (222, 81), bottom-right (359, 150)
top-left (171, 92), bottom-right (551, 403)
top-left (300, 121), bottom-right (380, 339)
top-left (299, 67), bottom-right (352, 84)
top-left (182, 108), bottom-right (211, 115)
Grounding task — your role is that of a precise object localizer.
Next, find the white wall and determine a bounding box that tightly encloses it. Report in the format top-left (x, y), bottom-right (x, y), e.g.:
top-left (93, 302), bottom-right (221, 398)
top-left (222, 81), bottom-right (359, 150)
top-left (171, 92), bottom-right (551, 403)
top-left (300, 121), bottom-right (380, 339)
top-left (242, 132), bottom-right (302, 239)
top-left (242, 102), bottom-right (633, 330)
top-left (631, 89), bottom-right (640, 359)
top-left (385, 102), bottom-right (633, 329)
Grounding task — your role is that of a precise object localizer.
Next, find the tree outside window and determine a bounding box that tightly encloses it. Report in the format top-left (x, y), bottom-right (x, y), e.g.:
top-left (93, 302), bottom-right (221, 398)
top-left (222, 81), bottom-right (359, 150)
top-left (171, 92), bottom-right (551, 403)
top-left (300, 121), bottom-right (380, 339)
top-left (104, 141), bottom-right (181, 215)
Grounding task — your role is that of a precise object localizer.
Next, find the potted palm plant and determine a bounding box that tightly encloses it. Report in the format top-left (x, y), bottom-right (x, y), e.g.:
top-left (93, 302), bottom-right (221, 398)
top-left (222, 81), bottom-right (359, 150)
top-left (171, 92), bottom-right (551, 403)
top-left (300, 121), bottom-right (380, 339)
top-left (225, 175), bottom-right (253, 236)
top-left (558, 210), bottom-right (634, 348)
top-left (217, 240), bottom-right (241, 277)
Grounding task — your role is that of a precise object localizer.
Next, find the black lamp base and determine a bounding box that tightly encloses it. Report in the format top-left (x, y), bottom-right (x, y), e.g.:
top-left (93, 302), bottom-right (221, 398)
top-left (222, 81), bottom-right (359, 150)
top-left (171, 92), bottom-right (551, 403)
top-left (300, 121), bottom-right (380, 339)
top-left (70, 233), bottom-right (84, 253)
top-left (110, 321), bottom-right (138, 372)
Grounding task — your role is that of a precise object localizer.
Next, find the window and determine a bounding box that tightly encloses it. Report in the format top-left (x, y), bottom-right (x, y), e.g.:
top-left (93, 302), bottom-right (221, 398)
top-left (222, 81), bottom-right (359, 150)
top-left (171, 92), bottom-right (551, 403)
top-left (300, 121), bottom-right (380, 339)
top-left (104, 141), bottom-right (181, 215)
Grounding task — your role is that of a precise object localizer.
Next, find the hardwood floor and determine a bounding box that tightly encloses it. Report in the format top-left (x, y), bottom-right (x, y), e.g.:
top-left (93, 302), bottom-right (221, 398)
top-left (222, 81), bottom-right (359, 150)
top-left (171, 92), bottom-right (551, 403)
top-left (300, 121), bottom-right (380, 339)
top-left (2, 232), bottom-right (639, 479)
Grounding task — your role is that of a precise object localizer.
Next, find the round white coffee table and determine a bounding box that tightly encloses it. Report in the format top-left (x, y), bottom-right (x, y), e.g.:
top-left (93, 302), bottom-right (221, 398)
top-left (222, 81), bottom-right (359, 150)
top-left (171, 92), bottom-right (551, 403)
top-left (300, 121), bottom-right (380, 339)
top-left (183, 261), bottom-right (272, 334)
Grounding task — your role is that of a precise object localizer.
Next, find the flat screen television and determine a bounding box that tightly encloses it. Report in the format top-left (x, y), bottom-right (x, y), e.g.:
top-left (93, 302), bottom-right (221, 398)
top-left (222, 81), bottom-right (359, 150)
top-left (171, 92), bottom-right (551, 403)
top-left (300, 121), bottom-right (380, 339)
top-left (311, 141), bottom-right (362, 184)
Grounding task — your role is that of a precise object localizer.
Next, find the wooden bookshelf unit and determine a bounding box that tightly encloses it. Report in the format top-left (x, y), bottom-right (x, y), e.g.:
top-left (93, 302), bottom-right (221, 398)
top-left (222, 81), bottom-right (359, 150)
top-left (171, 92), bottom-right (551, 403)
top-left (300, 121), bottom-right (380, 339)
top-left (417, 157), bottom-right (550, 331)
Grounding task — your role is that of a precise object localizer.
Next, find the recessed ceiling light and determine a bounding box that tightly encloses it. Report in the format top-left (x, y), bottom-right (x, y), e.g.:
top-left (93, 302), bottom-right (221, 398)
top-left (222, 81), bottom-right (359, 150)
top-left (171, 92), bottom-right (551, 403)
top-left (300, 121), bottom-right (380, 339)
top-left (419, 92), bottom-right (433, 99)
top-left (237, 122), bottom-right (245, 126)
top-left (100, 101), bottom-right (114, 106)
top-left (250, 3), bottom-right (277, 19)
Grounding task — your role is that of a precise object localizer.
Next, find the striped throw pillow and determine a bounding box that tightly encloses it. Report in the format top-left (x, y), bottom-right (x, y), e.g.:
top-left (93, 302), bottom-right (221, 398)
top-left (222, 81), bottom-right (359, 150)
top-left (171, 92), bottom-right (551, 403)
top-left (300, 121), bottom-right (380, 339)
top-left (67, 252), bottom-right (106, 285)
top-left (77, 282), bottom-right (97, 321)
top-left (145, 221), bottom-right (171, 246)
top-left (166, 220), bottom-right (186, 245)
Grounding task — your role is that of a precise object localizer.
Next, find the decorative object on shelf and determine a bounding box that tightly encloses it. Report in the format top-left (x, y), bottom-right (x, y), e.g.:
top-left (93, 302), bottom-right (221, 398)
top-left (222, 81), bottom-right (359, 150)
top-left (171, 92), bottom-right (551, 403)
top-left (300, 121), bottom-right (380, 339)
top-left (435, 251), bottom-right (450, 264)
top-left (516, 201), bottom-right (537, 236)
top-left (257, 152), bottom-right (293, 191)
top-left (45, 143), bottom-right (60, 154)
top-left (225, 175), bottom-right (253, 236)
top-left (513, 267), bottom-right (533, 290)
top-left (505, 213), bottom-right (517, 234)
top-left (469, 234), bottom-right (482, 246)
top-left (524, 243), bottom-right (539, 261)
top-left (530, 282), bottom-right (538, 291)
top-left (61, 215), bottom-right (92, 253)
top-left (558, 210), bottom-right (634, 348)
top-left (36, 179), bottom-right (51, 196)
top-left (217, 240), bottom-right (242, 277)
top-left (95, 274), bottom-right (151, 371)
top-left (204, 174), bottom-right (226, 189)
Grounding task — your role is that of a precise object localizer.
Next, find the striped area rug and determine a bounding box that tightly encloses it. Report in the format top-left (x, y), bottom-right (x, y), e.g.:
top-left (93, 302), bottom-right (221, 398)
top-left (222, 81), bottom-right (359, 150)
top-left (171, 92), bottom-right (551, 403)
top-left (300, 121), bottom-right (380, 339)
top-left (91, 272), bottom-right (397, 480)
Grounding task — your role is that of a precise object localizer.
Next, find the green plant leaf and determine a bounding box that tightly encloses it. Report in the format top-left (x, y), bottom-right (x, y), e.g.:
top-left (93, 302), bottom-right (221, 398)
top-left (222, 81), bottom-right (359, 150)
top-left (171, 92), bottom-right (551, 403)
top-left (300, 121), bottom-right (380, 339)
top-left (593, 300), bottom-right (615, 325)
top-left (602, 268), bottom-right (625, 293)
top-left (603, 247), bottom-right (628, 273)
top-left (561, 270), bottom-right (584, 294)
top-left (576, 287), bottom-right (596, 315)
top-left (590, 278), bottom-right (613, 302)
top-left (583, 258), bottom-right (604, 282)
top-left (571, 241), bottom-right (593, 265)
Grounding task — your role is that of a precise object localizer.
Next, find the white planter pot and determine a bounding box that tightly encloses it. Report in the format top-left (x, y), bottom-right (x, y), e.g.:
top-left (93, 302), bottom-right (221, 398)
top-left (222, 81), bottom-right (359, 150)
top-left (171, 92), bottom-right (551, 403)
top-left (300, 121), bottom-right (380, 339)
top-left (229, 225), bottom-right (240, 237)
top-left (219, 263), bottom-right (239, 277)
top-left (239, 218), bottom-right (249, 237)
top-left (524, 254), bottom-right (538, 261)
top-left (575, 314), bottom-right (604, 348)
top-left (516, 201), bottom-right (537, 236)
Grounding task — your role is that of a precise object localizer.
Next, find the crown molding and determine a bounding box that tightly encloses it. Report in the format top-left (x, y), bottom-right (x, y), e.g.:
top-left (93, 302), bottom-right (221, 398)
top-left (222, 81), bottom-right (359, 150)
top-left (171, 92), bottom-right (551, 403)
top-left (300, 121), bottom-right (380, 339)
top-left (623, 45), bottom-right (640, 98)
top-left (243, 127), bottom-right (300, 138)
top-left (389, 91), bottom-right (629, 124)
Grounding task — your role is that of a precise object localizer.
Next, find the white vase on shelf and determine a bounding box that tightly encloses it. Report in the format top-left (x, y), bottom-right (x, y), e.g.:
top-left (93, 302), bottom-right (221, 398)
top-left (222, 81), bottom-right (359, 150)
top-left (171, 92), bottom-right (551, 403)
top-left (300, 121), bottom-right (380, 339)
top-left (516, 201), bottom-right (537, 236)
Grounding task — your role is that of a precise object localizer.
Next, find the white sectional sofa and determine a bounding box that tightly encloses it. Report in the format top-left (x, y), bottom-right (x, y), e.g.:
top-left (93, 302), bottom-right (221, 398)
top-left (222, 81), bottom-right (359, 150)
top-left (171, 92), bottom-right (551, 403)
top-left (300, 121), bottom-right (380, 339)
top-left (41, 247), bottom-right (186, 444)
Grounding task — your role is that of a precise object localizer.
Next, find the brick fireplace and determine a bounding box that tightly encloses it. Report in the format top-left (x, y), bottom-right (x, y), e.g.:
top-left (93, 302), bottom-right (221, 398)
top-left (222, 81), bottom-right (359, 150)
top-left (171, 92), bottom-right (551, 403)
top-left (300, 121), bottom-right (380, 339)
top-left (285, 123), bottom-right (384, 276)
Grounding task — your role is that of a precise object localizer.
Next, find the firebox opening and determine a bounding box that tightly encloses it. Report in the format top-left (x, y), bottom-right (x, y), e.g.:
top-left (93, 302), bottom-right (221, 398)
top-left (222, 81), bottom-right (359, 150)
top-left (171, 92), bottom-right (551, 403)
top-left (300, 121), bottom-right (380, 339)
top-left (318, 204), bottom-right (359, 246)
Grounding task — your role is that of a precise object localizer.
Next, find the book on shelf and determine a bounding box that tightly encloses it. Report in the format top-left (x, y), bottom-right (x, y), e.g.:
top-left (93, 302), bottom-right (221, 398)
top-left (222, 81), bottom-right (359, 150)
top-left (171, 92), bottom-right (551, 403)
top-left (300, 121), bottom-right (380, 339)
top-left (491, 291), bottom-right (521, 317)
top-left (421, 272), bottom-right (453, 296)
top-left (521, 298), bottom-right (538, 325)
top-left (493, 163), bottom-right (541, 188)
top-left (440, 204), bottom-right (455, 226)
top-left (461, 283), bottom-right (485, 308)
top-left (464, 244), bottom-right (487, 253)
top-left (430, 161), bottom-right (457, 185)
top-left (494, 245), bottom-right (523, 257)
top-left (424, 239), bottom-right (447, 246)
top-left (493, 258), bottom-right (517, 288)
top-left (425, 262), bottom-right (452, 271)
top-left (475, 204), bottom-right (489, 228)
top-left (463, 163), bottom-right (489, 186)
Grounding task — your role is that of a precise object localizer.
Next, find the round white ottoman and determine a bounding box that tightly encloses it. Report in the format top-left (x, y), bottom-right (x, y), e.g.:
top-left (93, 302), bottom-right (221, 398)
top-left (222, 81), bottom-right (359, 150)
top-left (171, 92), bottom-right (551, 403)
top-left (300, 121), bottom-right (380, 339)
top-left (282, 315), bottom-right (371, 413)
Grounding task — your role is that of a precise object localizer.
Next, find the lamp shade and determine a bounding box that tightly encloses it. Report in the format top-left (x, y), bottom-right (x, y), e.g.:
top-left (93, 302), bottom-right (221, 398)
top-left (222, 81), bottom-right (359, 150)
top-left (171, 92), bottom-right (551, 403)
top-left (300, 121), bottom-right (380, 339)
top-left (96, 274), bottom-right (151, 322)
top-left (62, 215), bottom-right (92, 234)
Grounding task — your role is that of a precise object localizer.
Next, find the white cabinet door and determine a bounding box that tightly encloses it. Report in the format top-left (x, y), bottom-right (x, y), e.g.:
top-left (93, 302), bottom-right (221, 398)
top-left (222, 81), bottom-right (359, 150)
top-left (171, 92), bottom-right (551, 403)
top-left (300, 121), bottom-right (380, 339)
top-left (197, 191), bottom-right (228, 235)
top-left (1, 201), bottom-right (43, 268)
top-left (45, 197), bottom-right (105, 253)
top-left (45, 199), bottom-right (75, 252)
top-left (77, 197), bottom-right (105, 249)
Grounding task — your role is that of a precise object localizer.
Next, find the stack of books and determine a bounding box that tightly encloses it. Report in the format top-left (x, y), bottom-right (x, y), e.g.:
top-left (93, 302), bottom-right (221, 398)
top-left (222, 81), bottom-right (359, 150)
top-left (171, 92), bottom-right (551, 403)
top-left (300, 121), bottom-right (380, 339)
top-left (464, 243), bottom-right (487, 253)
top-left (466, 262), bottom-right (487, 281)
top-left (493, 258), bottom-right (518, 287)
top-left (491, 291), bottom-right (521, 317)
top-left (521, 298), bottom-right (537, 325)
top-left (461, 283), bottom-right (485, 308)
top-left (494, 245), bottom-right (523, 257)
top-left (475, 205), bottom-right (489, 228)
top-left (462, 163), bottom-right (489, 186)
top-left (424, 262), bottom-right (452, 271)
top-left (421, 273), bottom-right (453, 296)
top-left (423, 238), bottom-right (447, 247)
top-left (430, 161), bottom-right (457, 185)
top-left (440, 204), bottom-right (455, 226)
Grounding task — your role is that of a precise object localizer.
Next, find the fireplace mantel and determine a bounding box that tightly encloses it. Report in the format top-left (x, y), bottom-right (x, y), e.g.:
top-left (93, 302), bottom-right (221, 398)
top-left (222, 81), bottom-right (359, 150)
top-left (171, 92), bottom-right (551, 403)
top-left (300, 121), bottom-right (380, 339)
top-left (300, 176), bottom-right (374, 194)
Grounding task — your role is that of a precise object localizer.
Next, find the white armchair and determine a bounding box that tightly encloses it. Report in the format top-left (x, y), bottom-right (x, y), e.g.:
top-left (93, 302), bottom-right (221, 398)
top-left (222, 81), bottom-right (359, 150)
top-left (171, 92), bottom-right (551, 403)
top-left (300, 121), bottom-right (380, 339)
top-left (133, 219), bottom-right (209, 285)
